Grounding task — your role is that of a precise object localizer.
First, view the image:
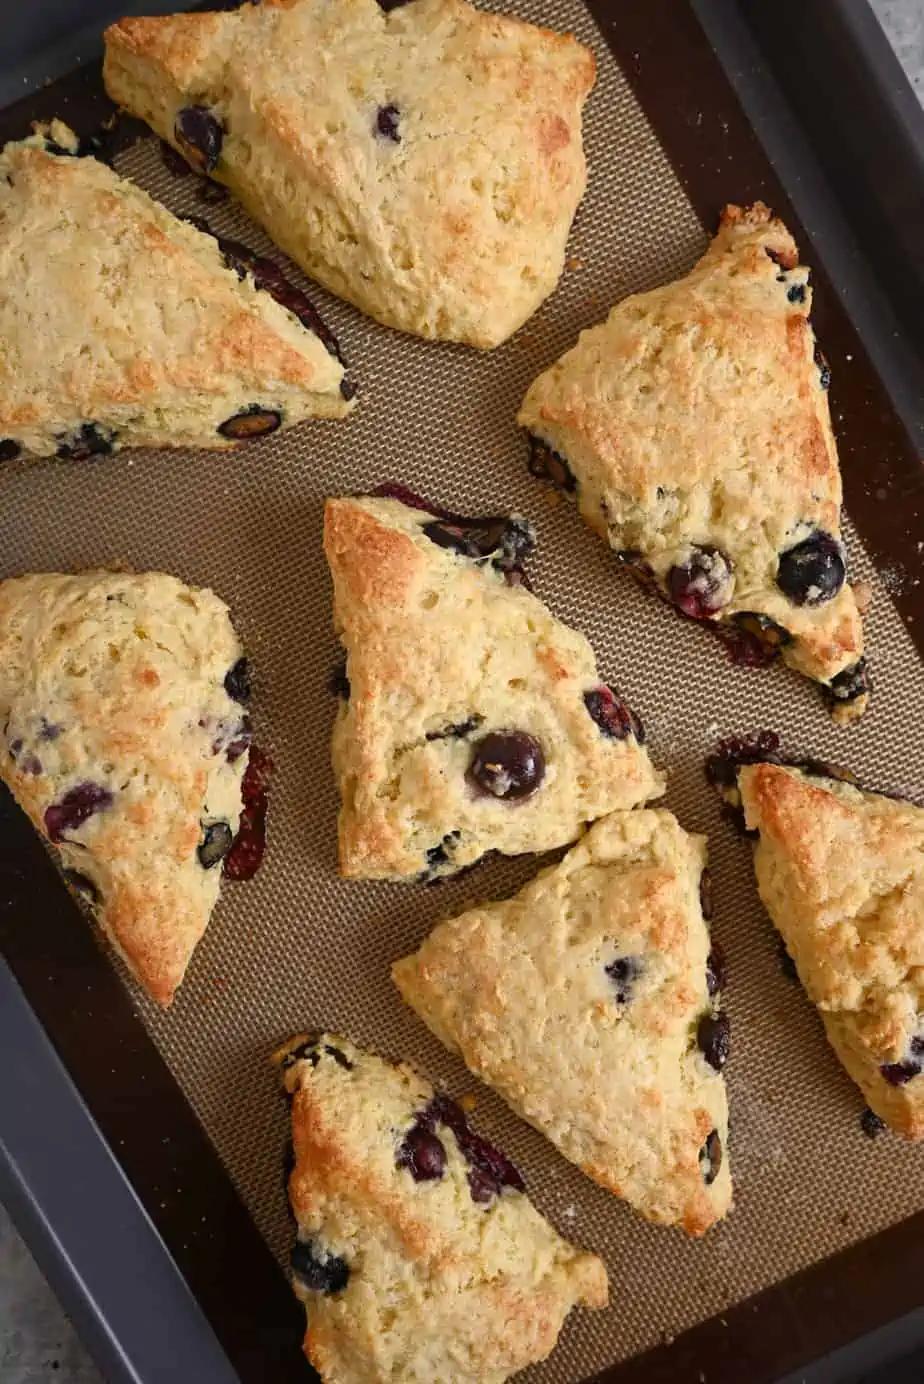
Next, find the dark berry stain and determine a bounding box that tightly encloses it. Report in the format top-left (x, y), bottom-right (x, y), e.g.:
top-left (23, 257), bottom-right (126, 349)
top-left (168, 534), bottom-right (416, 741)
top-left (605, 955), bottom-right (643, 1004)
top-left (426, 715), bottom-right (483, 741)
top-left (667, 546), bottom-right (733, 619)
top-left (526, 435), bottom-right (577, 492)
top-left (224, 657), bottom-right (251, 704)
top-left (705, 729), bottom-right (782, 792)
top-left (860, 1107), bottom-right (886, 1139)
top-left (700, 1129), bottom-right (723, 1186)
top-left (198, 820), bottom-right (234, 869)
top-left (376, 104), bottom-right (401, 142)
top-left (192, 221), bottom-right (351, 370)
top-left (44, 783), bottom-right (113, 842)
top-left (0, 439), bottom-right (20, 462)
top-left (174, 106), bottom-right (224, 175)
top-left (55, 423), bottom-right (114, 461)
top-left (396, 1123), bottom-right (446, 1182)
top-left (468, 731), bottom-right (545, 801)
top-left (217, 406), bottom-right (282, 440)
top-left (778, 937), bottom-right (799, 983)
top-left (290, 1240), bottom-right (350, 1295)
top-left (223, 745), bottom-right (272, 881)
top-left (584, 686), bottom-right (640, 742)
top-left (697, 1012), bottom-right (730, 1072)
top-left (223, 717), bottom-right (252, 764)
top-left (699, 868), bottom-right (714, 921)
top-left (825, 658), bottom-right (870, 710)
top-left (777, 530), bottom-right (845, 606)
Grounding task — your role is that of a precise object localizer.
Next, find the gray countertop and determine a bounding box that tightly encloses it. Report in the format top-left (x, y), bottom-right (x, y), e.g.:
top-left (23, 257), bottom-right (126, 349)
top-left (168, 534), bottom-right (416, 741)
top-left (2, 2), bottom-right (923, 1381)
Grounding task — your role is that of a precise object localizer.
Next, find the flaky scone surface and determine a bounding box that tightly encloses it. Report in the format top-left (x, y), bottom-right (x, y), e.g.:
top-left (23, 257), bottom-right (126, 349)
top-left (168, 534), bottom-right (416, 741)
top-left (0, 122), bottom-right (350, 460)
top-left (394, 809), bottom-right (731, 1234)
top-left (324, 495), bottom-right (665, 879)
top-left (104, 0), bottom-right (595, 348)
top-left (0, 570), bottom-right (251, 1004)
top-left (276, 1034), bottom-right (607, 1384)
top-left (739, 761), bottom-right (924, 1136)
top-left (519, 203), bottom-right (867, 719)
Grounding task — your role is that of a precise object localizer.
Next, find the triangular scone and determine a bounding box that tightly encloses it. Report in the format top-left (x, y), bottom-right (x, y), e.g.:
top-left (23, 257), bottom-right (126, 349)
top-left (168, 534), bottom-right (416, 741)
top-left (0, 122), bottom-right (352, 461)
top-left (276, 1034), bottom-right (607, 1384)
top-left (737, 760), bottom-right (924, 1136)
top-left (0, 570), bottom-right (255, 1005)
top-left (394, 810), bottom-right (731, 1234)
top-left (519, 203), bottom-right (868, 722)
top-left (324, 493), bottom-right (665, 879)
top-left (103, 0), bottom-right (595, 349)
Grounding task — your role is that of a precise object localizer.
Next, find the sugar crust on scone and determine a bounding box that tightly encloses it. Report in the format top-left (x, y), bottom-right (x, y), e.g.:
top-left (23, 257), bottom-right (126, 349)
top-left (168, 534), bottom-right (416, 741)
top-left (394, 809), bottom-right (731, 1234)
top-left (518, 202), bottom-right (868, 721)
top-left (103, 0), bottom-right (595, 348)
top-left (0, 570), bottom-right (251, 1005)
top-left (276, 1033), bottom-right (607, 1384)
top-left (324, 494), bottom-right (665, 880)
top-left (0, 121), bottom-right (351, 460)
top-left (739, 761), bottom-right (924, 1136)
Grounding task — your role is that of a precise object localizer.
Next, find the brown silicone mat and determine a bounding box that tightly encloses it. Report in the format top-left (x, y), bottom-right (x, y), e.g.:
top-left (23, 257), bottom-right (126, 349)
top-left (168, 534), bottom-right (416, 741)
top-left (2, 1), bottom-right (924, 1379)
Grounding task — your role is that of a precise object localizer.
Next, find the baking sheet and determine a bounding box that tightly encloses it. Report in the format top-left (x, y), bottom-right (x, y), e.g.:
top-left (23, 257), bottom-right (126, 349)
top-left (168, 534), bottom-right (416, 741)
top-left (2, 0), bottom-right (924, 1377)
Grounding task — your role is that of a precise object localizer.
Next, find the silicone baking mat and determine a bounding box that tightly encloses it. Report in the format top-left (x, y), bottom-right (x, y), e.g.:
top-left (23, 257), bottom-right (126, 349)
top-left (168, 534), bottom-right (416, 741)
top-left (1, 0), bottom-right (923, 1378)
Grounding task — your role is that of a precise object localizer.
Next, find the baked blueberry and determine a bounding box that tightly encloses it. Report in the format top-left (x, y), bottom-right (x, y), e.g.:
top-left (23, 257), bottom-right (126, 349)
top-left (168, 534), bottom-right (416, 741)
top-left (526, 435), bottom-right (577, 493)
top-left (429, 1095), bottom-right (525, 1202)
top-left (699, 1129), bottom-right (722, 1186)
top-left (224, 657), bottom-right (251, 704)
top-left (197, 820), bottom-right (234, 869)
top-left (329, 658), bottom-right (351, 700)
top-left (423, 832), bottom-right (460, 877)
top-left (217, 406), bottom-right (282, 440)
top-left (160, 139), bottom-right (192, 177)
top-left (63, 869), bottom-right (100, 908)
top-left (706, 944), bottom-right (725, 998)
top-left (825, 658), bottom-right (870, 709)
top-left (605, 955), bottom-right (643, 1004)
top-left (55, 423), bottom-right (114, 461)
top-left (376, 105), bottom-right (401, 142)
top-left (426, 715), bottom-right (482, 742)
top-left (697, 1012), bottom-right (730, 1072)
top-left (468, 731), bottom-right (545, 801)
top-left (786, 282), bottom-right (806, 303)
top-left (174, 106), bottom-right (224, 175)
top-left (583, 686), bottom-right (636, 741)
top-left (44, 783), bottom-right (113, 842)
top-left (860, 1108), bottom-right (886, 1139)
top-left (776, 530), bottom-right (845, 606)
top-left (730, 611), bottom-right (792, 656)
top-left (667, 546), bottom-right (734, 619)
top-left (340, 378), bottom-right (358, 401)
top-left (422, 513), bottom-right (536, 574)
top-left (396, 1122), bottom-right (446, 1181)
top-left (814, 344), bottom-right (831, 390)
top-left (778, 937), bottom-right (799, 983)
top-left (0, 439), bottom-right (20, 462)
top-left (290, 1239), bottom-right (350, 1295)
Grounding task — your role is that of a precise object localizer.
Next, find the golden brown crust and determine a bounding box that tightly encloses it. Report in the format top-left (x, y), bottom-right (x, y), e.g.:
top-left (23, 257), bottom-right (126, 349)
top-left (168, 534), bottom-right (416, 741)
top-left (323, 495), bottom-right (665, 879)
top-left (277, 1035), bottom-right (607, 1383)
top-left (518, 202), bottom-right (866, 711)
top-left (394, 810), bottom-right (731, 1234)
top-left (0, 123), bottom-right (350, 458)
top-left (104, 0), bottom-right (595, 348)
top-left (739, 762), bottom-right (924, 1136)
top-left (0, 570), bottom-right (249, 1004)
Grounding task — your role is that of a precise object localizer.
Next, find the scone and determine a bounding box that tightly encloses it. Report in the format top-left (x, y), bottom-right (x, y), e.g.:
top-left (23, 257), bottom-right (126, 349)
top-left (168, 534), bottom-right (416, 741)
top-left (394, 810), bottom-right (731, 1234)
top-left (518, 203), bottom-right (868, 722)
top-left (0, 121), bottom-right (353, 461)
top-left (721, 750), bottom-right (924, 1136)
top-left (324, 489), bottom-right (665, 879)
top-left (103, 0), bottom-right (595, 348)
top-left (275, 1033), bottom-right (607, 1384)
top-left (0, 570), bottom-right (257, 1005)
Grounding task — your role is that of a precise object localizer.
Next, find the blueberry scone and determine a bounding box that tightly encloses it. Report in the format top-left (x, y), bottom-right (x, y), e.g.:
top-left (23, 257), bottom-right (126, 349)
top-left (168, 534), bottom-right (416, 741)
top-left (713, 746), bottom-right (924, 1136)
top-left (518, 203), bottom-right (868, 722)
top-left (324, 489), bottom-right (665, 879)
top-left (0, 571), bottom-right (258, 1005)
top-left (394, 810), bottom-right (731, 1234)
top-left (276, 1034), bottom-right (608, 1384)
top-left (103, 0), bottom-right (595, 348)
top-left (0, 122), bottom-right (353, 462)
